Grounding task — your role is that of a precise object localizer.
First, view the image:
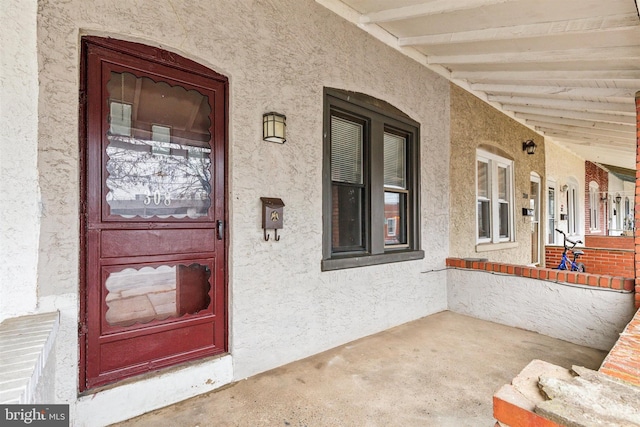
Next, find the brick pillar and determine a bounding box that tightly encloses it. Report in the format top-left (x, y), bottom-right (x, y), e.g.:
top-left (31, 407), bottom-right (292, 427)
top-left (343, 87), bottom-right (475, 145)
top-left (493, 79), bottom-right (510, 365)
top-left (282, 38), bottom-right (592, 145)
top-left (635, 91), bottom-right (640, 309)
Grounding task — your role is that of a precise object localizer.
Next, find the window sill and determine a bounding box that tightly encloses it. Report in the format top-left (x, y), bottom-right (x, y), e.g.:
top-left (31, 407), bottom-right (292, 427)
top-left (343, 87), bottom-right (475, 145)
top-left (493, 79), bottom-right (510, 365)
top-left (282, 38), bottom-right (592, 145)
top-left (321, 250), bottom-right (425, 271)
top-left (475, 241), bottom-right (518, 252)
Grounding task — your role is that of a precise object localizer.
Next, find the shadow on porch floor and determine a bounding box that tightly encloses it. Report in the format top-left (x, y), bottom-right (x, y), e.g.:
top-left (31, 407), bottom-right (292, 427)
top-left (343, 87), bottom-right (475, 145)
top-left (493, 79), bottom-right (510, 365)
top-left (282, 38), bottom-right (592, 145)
top-left (111, 311), bottom-right (607, 427)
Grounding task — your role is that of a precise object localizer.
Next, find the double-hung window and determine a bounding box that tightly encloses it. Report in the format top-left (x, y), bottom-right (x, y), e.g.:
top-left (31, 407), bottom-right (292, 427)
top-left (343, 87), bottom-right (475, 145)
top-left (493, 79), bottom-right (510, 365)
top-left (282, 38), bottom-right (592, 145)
top-left (322, 88), bottom-right (423, 270)
top-left (476, 150), bottom-right (514, 244)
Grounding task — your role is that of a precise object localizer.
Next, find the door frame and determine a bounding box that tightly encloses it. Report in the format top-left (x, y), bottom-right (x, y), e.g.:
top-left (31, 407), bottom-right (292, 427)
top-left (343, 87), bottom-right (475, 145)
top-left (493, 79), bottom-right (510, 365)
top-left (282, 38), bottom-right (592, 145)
top-left (546, 179), bottom-right (557, 246)
top-left (530, 172), bottom-right (541, 265)
top-left (79, 36), bottom-right (229, 391)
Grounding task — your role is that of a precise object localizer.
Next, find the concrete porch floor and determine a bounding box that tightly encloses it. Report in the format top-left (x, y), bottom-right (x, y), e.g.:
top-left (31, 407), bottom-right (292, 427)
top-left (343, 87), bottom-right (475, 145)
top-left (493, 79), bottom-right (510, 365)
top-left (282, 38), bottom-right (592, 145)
top-left (112, 311), bottom-right (607, 427)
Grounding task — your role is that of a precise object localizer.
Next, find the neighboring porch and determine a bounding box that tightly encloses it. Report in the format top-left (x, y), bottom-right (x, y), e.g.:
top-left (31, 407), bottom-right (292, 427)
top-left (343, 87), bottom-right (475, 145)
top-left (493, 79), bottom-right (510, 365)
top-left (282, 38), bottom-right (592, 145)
top-left (111, 311), bottom-right (607, 427)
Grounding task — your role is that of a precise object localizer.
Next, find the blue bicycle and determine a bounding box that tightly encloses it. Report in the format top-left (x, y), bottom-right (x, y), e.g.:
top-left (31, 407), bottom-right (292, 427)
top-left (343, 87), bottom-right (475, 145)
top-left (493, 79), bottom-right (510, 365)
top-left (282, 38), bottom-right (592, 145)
top-left (555, 228), bottom-right (586, 272)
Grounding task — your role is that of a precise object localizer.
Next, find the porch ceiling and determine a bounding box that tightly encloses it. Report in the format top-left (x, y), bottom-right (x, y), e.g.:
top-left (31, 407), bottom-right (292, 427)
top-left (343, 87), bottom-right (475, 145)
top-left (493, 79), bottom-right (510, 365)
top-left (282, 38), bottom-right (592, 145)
top-left (316, 0), bottom-right (640, 169)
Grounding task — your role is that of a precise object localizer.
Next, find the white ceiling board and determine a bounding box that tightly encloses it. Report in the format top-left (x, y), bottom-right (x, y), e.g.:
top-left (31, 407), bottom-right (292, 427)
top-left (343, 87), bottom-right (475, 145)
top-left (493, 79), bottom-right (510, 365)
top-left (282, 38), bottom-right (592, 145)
top-left (316, 0), bottom-right (640, 169)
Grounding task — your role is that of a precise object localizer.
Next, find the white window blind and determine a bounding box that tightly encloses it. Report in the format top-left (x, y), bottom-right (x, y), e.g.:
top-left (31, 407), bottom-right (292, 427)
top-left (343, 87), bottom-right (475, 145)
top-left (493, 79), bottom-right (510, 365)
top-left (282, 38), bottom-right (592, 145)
top-left (331, 116), bottom-right (363, 184)
top-left (383, 132), bottom-right (406, 189)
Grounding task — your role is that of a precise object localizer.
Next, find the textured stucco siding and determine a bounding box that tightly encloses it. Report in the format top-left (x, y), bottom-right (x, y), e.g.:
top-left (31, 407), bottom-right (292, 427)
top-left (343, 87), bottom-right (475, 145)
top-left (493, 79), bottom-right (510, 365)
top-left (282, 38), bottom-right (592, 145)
top-left (0, 0), bottom-right (40, 321)
top-left (449, 84), bottom-right (545, 264)
top-left (447, 268), bottom-right (635, 351)
top-left (28, 0), bottom-right (450, 423)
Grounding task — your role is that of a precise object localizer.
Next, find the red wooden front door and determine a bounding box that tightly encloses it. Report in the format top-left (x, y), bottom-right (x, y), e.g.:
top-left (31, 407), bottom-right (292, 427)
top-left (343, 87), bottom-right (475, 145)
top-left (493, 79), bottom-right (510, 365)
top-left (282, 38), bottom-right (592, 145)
top-left (80, 37), bottom-right (227, 390)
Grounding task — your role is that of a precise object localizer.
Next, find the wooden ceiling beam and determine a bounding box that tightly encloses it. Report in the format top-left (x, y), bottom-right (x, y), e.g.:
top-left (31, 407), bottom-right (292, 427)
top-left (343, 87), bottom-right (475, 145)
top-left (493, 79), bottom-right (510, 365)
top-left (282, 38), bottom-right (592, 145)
top-left (488, 95), bottom-right (636, 113)
top-left (502, 104), bottom-right (637, 125)
top-left (529, 122), bottom-right (635, 141)
top-left (399, 13), bottom-right (639, 46)
top-left (452, 70), bottom-right (640, 82)
top-left (515, 113), bottom-right (636, 133)
top-left (428, 46), bottom-right (640, 65)
top-left (472, 83), bottom-right (638, 101)
top-left (538, 129), bottom-right (634, 147)
top-left (359, 0), bottom-right (519, 24)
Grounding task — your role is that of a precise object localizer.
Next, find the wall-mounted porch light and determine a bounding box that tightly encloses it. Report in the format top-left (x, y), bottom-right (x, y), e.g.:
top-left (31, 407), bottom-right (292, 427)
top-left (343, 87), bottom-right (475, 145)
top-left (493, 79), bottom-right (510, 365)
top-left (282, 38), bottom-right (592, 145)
top-left (522, 139), bottom-right (537, 155)
top-left (263, 112), bottom-right (286, 144)
top-left (616, 193), bottom-right (622, 204)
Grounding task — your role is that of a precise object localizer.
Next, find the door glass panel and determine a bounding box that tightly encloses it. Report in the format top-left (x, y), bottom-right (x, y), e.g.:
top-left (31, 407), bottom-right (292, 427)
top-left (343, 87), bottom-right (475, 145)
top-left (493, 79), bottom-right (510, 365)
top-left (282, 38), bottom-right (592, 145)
top-left (548, 187), bottom-right (555, 244)
top-left (106, 72), bottom-right (212, 219)
top-left (105, 263), bottom-right (211, 327)
top-left (530, 181), bottom-right (539, 222)
top-left (530, 179), bottom-right (540, 264)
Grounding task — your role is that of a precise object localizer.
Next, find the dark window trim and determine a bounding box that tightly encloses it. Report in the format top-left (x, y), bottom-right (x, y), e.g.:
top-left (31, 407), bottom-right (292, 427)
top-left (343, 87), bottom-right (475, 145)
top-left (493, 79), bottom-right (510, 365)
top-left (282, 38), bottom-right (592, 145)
top-left (321, 250), bottom-right (425, 271)
top-left (322, 88), bottom-right (423, 271)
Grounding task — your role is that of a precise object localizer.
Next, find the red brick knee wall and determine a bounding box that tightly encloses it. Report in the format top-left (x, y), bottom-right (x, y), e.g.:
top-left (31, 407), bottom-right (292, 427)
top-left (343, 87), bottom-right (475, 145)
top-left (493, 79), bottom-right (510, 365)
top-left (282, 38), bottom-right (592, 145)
top-left (446, 258), bottom-right (635, 294)
top-left (544, 246), bottom-right (634, 278)
top-left (585, 235), bottom-right (634, 250)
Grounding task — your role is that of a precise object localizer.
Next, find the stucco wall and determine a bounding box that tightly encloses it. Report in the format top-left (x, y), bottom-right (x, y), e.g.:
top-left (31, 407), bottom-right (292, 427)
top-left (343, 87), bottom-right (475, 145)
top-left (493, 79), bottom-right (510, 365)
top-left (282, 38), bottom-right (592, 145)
top-left (449, 84), bottom-right (544, 264)
top-left (447, 269), bottom-right (636, 351)
top-left (28, 0), bottom-right (450, 423)
top-left (545, 139), bottom-right (585, 241)
top-left (0, 0), bottom-right (40, 320)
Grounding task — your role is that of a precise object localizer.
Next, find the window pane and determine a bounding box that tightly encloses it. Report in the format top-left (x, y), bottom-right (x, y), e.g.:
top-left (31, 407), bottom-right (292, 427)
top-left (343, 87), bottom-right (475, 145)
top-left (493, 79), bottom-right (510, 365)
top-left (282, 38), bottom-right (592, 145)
top-left (384, 192), bottom-right (407, 245)
top-left (105, 263), bottom-right (211, 327)
top-left (152, 125), bottom-right (171, 143)
top-left (332, 184), bottom-right (364, 251)
top-left (331, 116), bottom-right (363, 184)
top-left (478, 200), bottom-right (490, 239)
top-left (590, 191), bottom-right (596, 229)
top-left (573, 189), bottom-right (578, 234)
top-left (384, 133), bottom-right (406, 189)
top-left (499, 201), bottom-right (509, 238)
top-left (498, 166), bottom-right (507, 200)
top-left (477, 161), bottom-right (488, 198)
top-left (110, 102), bottom-right (132, 136)
top-left (548, 187), bottom-right (555, 244)
top-left (106, 72), bottom-right (212, 219)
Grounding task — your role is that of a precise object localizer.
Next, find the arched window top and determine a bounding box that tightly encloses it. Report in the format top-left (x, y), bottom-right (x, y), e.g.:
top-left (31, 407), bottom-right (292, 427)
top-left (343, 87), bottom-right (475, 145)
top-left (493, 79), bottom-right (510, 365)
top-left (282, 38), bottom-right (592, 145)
top-left (477, 144), bottom-right (513, 161)
top-left (324, 87), bottom-right (418, 125)
top-left (565, 176), bottom-right (579, 186)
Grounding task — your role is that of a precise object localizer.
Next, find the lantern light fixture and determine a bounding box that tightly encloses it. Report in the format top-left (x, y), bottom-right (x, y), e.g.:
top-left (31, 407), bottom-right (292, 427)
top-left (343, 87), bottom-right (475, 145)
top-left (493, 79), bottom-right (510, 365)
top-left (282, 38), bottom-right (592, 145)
top-left (263, 112), bottom-right (286, 144)
top-left (522, 139), bottom-right (537, 155)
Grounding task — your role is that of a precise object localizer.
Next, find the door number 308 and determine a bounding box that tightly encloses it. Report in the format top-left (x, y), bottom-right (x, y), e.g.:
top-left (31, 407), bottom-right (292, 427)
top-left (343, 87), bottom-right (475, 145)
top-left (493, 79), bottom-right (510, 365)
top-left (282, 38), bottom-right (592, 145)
top-left (143, 190), bottom-right (171, 206)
